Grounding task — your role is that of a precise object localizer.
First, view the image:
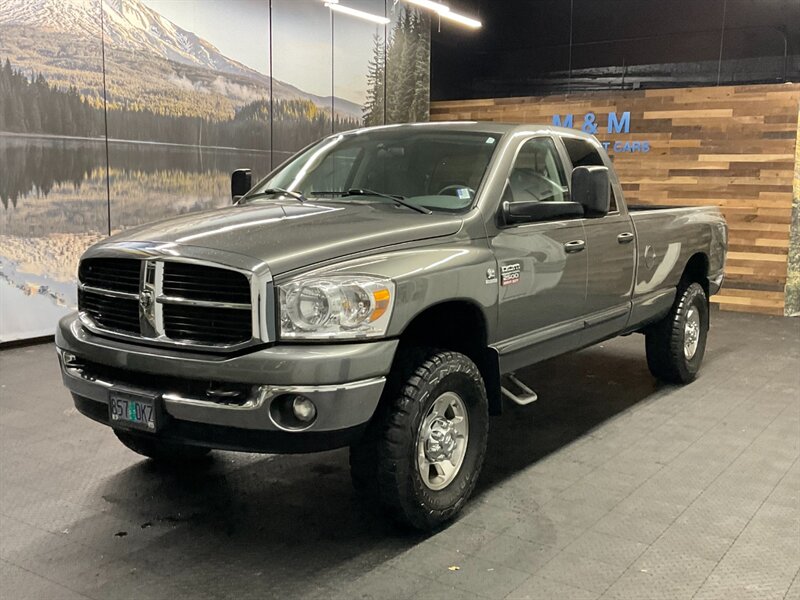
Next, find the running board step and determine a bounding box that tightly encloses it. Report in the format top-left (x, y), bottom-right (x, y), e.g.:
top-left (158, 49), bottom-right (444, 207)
top-left (500, 374), bottom-right (538, 406)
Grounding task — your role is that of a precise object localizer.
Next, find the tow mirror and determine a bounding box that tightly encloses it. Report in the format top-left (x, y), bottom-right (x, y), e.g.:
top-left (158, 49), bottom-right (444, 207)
top-left (231, 168), bottom-right (252, 202)
top-left (502, 200), bottom-right (584, 224)
top-left (571, 166), bottom-right (610, 217)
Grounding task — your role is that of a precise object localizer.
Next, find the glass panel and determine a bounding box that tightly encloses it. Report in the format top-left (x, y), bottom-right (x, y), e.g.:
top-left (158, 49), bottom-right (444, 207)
top-left (333, 0), bottom-right (386, 131)
top-left (563, 137), bottom-right (604, 167)
top-left (0, 0), bottom-right (108, 341)
top-left (385, 3), bottom-right (430, 123)
top-left (249, 128), bottom-right (499, 212)
top-left (508, 138), bottom-right (568, 203)
top-left (103, 0), bottom-right (272, 233)
top-left (272, 0), bottom-right (333, 158)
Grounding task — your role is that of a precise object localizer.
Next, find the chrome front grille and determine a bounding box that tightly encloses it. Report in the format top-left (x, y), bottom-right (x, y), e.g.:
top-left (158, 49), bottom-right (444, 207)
top-left (78, 288), bottom-right (140, 334)
top-left (163, 262), bottom-right (251, 304)
top-left (77, 256), bottom-right (262, 350)
top-left (78, 258), bottom-right (141, 294)
top-left (163, 304), bottom-right (253, 344)
top-left (78, 258), bottom-right (143, 334)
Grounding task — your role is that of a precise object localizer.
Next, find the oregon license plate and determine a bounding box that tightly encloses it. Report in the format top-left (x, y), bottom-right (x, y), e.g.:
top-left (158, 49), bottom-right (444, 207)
top-left (109, 390), bottom-right (160, 432)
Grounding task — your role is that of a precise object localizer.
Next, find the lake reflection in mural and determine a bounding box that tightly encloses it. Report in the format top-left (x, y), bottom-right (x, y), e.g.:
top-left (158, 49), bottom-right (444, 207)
top-left (0, 0), bottom-right (430, 341)
top-left (0, 134), bottom-right (272, 340)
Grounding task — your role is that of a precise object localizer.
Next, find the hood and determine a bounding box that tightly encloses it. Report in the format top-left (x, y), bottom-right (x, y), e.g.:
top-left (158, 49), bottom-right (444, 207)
top-left (107, 200), bottom-right (464, 275)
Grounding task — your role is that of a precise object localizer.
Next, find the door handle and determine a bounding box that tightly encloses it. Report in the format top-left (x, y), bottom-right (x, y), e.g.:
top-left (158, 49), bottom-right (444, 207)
top-left (617, 232), bottom-right (635, 244)
top-left (564, 239), bottom-right (586, 253)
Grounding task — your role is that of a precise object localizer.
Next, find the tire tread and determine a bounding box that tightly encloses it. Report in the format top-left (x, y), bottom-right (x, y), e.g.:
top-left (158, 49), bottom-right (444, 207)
top-left (646, 282), bottom-right (708, 384)
top-left (351, 349), bottom-right (489, 530)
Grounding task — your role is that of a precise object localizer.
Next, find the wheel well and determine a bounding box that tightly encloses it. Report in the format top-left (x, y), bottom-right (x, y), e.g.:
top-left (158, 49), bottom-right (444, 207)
top-left (397, 301), bottom-right (502, 416)
top-left (682, 253), bottom-right (710, 295)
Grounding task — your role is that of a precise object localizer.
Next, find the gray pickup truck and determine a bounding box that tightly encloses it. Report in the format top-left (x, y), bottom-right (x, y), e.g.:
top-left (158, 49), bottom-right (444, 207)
top-left (56, 122), bottom-right (727, 529)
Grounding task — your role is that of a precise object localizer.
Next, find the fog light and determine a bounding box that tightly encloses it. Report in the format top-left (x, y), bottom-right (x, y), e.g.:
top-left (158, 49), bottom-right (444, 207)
top-left (292, 396), bottom-right (317, 422)
top-left (269, 393), bottom-right (318, 430)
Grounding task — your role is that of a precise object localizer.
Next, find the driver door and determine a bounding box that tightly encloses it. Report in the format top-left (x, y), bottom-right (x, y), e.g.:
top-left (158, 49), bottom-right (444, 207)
top-left (490, 136), bottom-right (588, 371)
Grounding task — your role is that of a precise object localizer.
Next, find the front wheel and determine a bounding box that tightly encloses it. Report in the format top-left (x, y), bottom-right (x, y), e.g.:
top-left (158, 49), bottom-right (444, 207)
top-left (350, 350), bottom-right (489, 530)
top-left (645, 282), bottom-right (709, 384)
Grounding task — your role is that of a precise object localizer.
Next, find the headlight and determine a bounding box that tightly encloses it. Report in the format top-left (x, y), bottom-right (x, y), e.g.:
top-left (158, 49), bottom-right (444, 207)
top-left (279, 276), bottom-right (394, 339)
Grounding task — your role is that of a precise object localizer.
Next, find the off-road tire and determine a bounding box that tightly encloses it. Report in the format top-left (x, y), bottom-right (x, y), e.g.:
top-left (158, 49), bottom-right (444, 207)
top-left (350, 350), bottom-right (489, 530)
top-left (645, 282), bottom-right (709, 384)
top-left (114, 430), bottom-right (211, 463)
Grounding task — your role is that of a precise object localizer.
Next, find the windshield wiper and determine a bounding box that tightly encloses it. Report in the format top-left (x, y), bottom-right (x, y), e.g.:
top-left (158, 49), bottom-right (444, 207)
top-left (243, 187), bottom-right (307, 204)
top-left (318, 188), bottom-right (431, 214)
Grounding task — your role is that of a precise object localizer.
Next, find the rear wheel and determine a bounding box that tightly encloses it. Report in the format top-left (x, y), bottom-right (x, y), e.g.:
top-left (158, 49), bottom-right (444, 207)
top-left (114, 430), bottom-right (211, 463)
top-left (645, 282), bottom-right (709, 384)
top-left (350, 350), bottom-right (489, 530)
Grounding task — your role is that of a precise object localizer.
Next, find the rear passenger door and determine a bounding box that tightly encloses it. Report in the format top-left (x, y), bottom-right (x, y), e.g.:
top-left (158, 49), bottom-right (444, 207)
top-left (561, 136), bottom-right (636, 341)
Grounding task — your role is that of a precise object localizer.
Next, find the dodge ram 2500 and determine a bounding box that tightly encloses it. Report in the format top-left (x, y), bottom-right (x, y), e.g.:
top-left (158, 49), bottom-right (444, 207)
top-left (56, 122), bottom-right (727, 530)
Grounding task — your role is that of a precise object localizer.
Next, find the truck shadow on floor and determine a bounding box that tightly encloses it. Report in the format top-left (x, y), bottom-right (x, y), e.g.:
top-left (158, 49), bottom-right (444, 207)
top-left (92, 340), bottom-right (662, 596)
top-left (478, 340), bottom-right (659, 490)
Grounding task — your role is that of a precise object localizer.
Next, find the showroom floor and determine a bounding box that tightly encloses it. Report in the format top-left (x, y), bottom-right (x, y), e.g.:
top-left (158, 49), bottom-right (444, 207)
top-left (1, 310), bottom-right (798, 600)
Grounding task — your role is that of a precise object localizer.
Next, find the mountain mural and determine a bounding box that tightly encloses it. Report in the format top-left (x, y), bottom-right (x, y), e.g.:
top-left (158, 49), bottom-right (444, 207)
top-left (0, 0), bottom-right (431, 342)
top-left (0, 0), bottom-right (362, 121)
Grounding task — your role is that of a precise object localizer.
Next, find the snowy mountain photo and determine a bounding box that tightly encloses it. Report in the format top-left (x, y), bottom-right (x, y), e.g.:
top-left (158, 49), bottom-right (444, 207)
top-left (0, 0), bottom-right (430, 342)
top-left (0, 0), bottom-right (362, 121)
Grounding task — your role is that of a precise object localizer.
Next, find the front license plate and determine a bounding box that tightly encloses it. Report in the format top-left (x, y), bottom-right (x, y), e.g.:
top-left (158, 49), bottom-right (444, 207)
top-left (109, 391), bottom-right (160, 432)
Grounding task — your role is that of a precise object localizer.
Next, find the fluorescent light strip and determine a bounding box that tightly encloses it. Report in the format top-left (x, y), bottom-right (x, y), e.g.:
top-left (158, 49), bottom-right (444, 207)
top-left (404, 0), bottom-right (481, 28)
top-left (404, 0), bottom-right (448, 11)
top-left (440, 10), bottom-right (481, 28)
top-left (324, 2), bottom-right (390, 24)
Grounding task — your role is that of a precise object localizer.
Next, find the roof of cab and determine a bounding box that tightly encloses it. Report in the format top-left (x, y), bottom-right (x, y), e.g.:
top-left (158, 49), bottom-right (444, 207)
top-left (344, 120), bottom-right (596, 140)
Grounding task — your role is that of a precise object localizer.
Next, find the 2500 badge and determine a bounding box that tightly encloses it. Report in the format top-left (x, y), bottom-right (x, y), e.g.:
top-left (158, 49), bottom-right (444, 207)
top-left (501, 263), bottom-right (521, 286)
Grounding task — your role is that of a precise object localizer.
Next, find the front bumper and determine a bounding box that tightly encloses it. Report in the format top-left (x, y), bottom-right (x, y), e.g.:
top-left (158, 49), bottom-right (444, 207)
top-left (56, 313), bottom-right (398, 453)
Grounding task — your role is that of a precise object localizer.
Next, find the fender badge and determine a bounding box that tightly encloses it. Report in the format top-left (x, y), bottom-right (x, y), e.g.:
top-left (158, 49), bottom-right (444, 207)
top-left (501, 263), bottom-right (521, 286)
top-left (485, 268), bottom-right (497, 284)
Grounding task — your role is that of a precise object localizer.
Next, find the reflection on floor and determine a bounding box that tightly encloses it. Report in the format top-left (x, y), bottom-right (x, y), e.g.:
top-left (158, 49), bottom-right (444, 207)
top-left (1, 310), bottom-right (798, 600)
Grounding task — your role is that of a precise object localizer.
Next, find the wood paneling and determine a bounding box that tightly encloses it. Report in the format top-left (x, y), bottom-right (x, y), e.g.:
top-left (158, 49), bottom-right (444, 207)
top-left (431, 84), bottom-right (800, 316)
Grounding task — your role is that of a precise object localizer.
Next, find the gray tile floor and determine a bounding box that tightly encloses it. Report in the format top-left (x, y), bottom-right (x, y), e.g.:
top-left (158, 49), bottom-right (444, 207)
top-left (1, 310), bottom-right (798, 600)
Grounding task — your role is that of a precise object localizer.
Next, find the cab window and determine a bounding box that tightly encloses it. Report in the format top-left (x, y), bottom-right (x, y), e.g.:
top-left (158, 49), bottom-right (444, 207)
top-left (562, 137), bottom-right (618, 211)
top-left (503, 137), bottom-right (567, 204)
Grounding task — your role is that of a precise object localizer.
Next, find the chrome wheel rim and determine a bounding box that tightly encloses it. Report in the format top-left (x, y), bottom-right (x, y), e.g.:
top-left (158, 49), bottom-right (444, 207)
top-left (416, 391), bottom-right (469, 491)
top-left (684, 306), bottom-right (700, 360)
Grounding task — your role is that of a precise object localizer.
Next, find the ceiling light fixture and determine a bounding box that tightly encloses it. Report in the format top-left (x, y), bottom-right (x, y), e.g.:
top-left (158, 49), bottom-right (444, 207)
top-left (404, 0), bottom-right (482, 29)
top-left (324, 2), bottom-right (390, 25)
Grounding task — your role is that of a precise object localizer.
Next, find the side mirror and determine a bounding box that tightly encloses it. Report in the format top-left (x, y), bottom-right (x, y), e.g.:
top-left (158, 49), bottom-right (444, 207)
top-left (502, 200), bottom-right (584, 225)
top-left (571, 165), bottom-right (610, 217)
top-left (231, 168), bottom-right (252, 202)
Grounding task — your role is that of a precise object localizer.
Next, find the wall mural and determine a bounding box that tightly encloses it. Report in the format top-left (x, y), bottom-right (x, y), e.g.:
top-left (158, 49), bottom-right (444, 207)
top-left (0, 0), bottom-right (431, 342)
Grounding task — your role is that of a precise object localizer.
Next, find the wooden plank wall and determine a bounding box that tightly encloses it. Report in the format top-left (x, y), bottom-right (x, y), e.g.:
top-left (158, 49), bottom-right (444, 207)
top-left (431, 84), bottom-right (800, 316)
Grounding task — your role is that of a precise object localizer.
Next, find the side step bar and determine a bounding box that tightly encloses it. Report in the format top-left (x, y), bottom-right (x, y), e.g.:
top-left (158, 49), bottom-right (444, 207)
top-left (500, 373), bottom-right (538, 406)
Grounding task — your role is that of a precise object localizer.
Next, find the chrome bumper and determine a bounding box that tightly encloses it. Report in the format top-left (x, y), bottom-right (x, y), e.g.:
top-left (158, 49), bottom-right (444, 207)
top-left (56, 313), bottom-right (396, 438)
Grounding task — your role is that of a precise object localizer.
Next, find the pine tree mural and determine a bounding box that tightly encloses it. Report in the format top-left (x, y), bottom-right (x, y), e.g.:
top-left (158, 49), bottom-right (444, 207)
top-left (362, 6), bottom-right (430, 126)
top-left (0, 57), bottom-right (358, 151)
top-left (363, 33), bottom-right (386, 126)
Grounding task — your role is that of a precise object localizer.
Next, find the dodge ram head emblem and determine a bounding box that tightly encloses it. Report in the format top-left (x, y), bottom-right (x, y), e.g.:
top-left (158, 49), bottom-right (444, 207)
top-left (139, 288), bottom-right (155, 325)
top-left (139, 260), bottom-right (158, 332)
top-left (139, 288), bottom-right (154, 311)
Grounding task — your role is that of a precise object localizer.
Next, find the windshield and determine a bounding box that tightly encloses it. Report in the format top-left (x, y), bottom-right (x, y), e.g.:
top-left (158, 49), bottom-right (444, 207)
top-left (245, 127), bottom-right (500, 212)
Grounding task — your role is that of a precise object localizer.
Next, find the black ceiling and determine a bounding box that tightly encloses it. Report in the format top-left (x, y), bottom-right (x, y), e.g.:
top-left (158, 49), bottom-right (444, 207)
top-left (430, 0), bottom-right (800, 100)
